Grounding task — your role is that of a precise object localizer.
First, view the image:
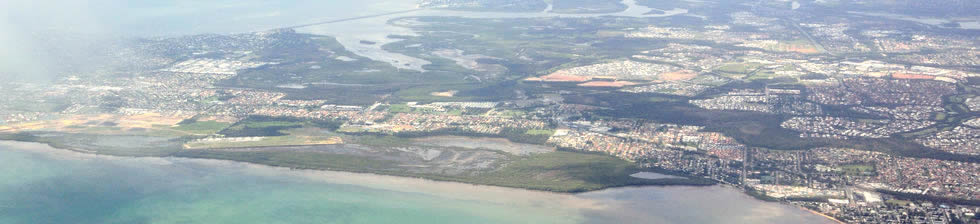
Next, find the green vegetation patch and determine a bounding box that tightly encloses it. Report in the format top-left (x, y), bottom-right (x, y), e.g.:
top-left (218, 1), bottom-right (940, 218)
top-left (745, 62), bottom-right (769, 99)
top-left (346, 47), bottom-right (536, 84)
top-left (474, 151), bottom-right (648, 191)
top-left (219, 116), bottom-right (344, 137)
top-left (243, 121), bottom-right (305, 129)
top-left (176, 150), bottom-right (396, 171)
top-left (524, 129), bottom-right (555, 136)
top-left (747, 70), bottom-right (779, 81)
top-left (174, 149), bottom-right (713, 193)
top-left (649, 96), bottom-right (683, 103)
top-left (715, 63), bottom-right (762, 74)
top-left (886, 199), bottom-right (913, 207)
top-left (173, 120), bottom-right (232, 135)
top-left (841, 164), bottom-right (876, 176)
top-left (393, 83), bottom-right (484, 103)
top-left (388, 104), bottom-right (412, 113)
top-left (499, 128), bottom-right (555, 144)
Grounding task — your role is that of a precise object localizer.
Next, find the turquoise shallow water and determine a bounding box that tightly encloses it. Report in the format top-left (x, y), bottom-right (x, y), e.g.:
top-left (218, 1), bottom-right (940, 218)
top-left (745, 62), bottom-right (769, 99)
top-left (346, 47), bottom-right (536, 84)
top-left (0, 141), bottom-right (832, 224)
top-left (0, 142), bottom-right (584, 224)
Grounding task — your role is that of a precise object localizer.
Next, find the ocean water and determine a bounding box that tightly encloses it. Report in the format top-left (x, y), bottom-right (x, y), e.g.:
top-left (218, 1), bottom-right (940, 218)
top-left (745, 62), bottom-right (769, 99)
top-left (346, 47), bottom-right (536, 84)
top-left (0, 142), bottom-right (585, 224)
top-left (0, 141), bottom-right (832, 224)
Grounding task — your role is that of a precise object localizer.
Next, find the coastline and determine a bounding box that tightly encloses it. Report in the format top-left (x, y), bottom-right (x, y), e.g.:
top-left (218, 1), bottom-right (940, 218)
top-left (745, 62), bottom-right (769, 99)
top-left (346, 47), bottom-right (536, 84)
top-left (798, 206), bottom-right (847, 224)
top-left (717, 184), bottom-right (846, 224)
top-left (0, 140), bottom-right (576, 195)
top-left (0, 139), bottom-right (840, 223)
top-left (0, 139), bottom-right (706, 199)
top-left (0, 136), bottom-right (712, 193)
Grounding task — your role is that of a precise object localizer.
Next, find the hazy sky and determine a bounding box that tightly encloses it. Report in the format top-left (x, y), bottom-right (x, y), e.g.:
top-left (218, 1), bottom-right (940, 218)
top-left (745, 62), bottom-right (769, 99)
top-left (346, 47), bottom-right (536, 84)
top-left (0, 0), bottom-right (112, 82)
top-left (0, 0), bottom-right (351, 82)
top-left (0, 0), bottom-right (415, 82)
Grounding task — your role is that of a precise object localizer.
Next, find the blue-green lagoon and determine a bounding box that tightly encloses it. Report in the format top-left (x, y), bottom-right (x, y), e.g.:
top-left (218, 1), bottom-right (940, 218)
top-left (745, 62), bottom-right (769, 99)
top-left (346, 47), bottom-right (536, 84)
top-left (0, 141), bottom-right (832, 224)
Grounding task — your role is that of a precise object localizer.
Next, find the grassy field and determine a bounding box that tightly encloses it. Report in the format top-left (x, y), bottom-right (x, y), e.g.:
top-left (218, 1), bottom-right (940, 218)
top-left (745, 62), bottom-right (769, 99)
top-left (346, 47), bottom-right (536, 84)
top-left (524, 129), bottom-right (555, 136)
top-left (841, 164), bottom-right (875, 176)
top-left (218, 116), bottom-right (343, 137)
top-left (715, 63), bottom-right (762, 74)
top-left (393, 83), bottom-right (483, 103)
top-left (747, 70), bottom-right (778, 81)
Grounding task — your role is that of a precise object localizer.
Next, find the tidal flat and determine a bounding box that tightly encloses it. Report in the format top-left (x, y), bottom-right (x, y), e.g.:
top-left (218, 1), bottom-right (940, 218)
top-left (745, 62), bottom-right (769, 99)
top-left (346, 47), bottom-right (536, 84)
top-left (0, 141), bottom-right (833, 224)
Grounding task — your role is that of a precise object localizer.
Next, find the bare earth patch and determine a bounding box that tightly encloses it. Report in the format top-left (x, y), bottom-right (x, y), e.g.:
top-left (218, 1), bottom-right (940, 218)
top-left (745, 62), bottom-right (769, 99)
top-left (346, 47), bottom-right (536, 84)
top-left (430, 90), bottom-right (458, 97)
top-left (0, 113), bottom-right (194, 133)
top-left (660, 70), bottom-right (698, 81)
top-left (577, 81), bottom-right (640, 87)
top-left (531, 71), bottom-right (592, 82)
top-left (891, 73), bottom-right (936, 80)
